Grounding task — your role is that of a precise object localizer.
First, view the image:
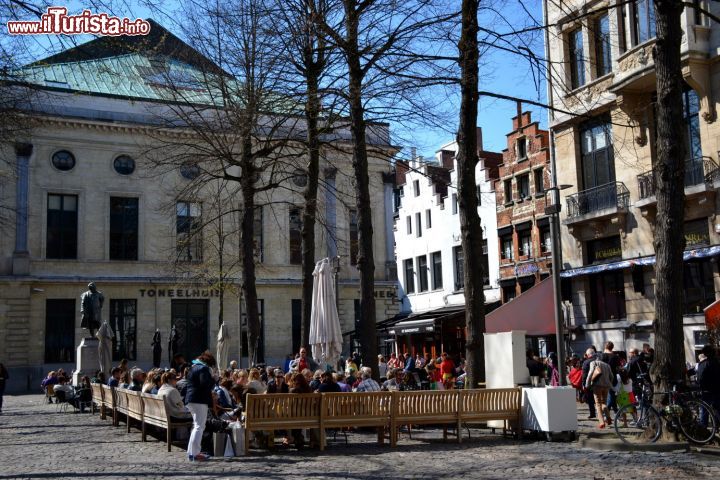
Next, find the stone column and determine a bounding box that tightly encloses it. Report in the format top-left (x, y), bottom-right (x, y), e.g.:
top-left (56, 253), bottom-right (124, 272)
top-left (13, 143), bottom-right (32, 275)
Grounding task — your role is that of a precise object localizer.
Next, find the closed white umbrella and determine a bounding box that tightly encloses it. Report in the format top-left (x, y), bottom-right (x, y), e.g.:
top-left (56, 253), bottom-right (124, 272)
top-left (216, 322), bottom-right (230, 370)
top-left (309, 258), bottom-right (343, 370)
top-left (96, 321), bottom-right (114, 374)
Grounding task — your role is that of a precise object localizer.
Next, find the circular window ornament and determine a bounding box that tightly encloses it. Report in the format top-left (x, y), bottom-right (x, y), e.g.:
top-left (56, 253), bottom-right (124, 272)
top-left (292, 169), bottom-right (308, 187)
top-left (180, 163), bottom-right (201, 180)
top-left (113, 155), bottom-right (136, 175)
top-left (51, 150), bottom-right (76, 171)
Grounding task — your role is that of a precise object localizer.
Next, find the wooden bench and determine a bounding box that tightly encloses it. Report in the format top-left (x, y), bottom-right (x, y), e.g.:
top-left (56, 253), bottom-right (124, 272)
top-left (126, 390), bottom-right (145, 434)
top-left (113, 388), bottom-right (130, 428)
top-left (321, 392), bottom-right (393, 447)
top-left (390, 390), bottom-right (459, 446)
top-left (100, 385), bottom-right (116, 422)
top-left (458, 388), bottom-right (522, 440)
top-left (140, 393), bottom-right (193, 452)
top-left (244, 393), bottom-right (322, 453)
top-left (91, 384), bottom-right (103, 416)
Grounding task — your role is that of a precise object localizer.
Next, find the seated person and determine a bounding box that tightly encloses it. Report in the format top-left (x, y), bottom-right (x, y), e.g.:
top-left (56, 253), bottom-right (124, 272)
top-left (157, 372), bottom-right (191, 421)
top-left (128, 368), bottom-right (145, 391)
top-left (107, 367), bottom-right (122, 387)
top-left (41, 371), bottom-right (59, 403)
top-left (53, 377), bottom-right (76, 402)
top-left (119, 371), bottom-right (131, 389)
top-left (308, 370), bottom-right (322, 391)
top-left (317, 371), bottom-right (341, 393)
top-left (266, 370), bottom-right (289, 394)
top-left (333, 372), bottom-right (351, 392)
top-left (214, 379), bottom-right (235, 409)
top-left (176, 365), bottom-right (191, 401)
top-left (354, 368), bottom-right (381, 392)
top-left (70, 376), bottom-right (92, 412)
top-left (142, 370), bottom-right (159, 394)
top-left (247, 368), bottom-right (267, 394)
top-left (382, 368), bottom-right (404, 390)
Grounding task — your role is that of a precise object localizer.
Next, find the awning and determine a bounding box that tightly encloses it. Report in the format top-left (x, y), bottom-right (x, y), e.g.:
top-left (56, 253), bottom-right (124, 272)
top-left (388, 319), bottom-right (435, 335)
top-left (560, 245), bottom-right (720, 278)
top-left (486, 277), bottom-right (556, 336)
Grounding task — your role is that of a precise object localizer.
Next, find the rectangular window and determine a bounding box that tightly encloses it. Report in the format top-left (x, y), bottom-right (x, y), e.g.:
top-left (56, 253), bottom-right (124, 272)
top-left (240, 299), bottom-right (264, 363)
top-left (569, 27), bottom-right (585, 89)
top-left (517, 174), bottom-right (530, 199)
top-left (683, 87), bottom-right (702, 161)
top-left (595, 14), bottom-right (612, 77)
top-left (47, 194), bottom-right (78, 259)
top-left (453, 246), bottom-right (464, 290)
top-left (431, 251), bottom-right (443, 289)
top-left (452, 193), bottom-right (458, 214)
top-left (176, 201), bottom-right (202, 262)
top-left (110, 299), bottom-right (137, 361)
top-left (45, 299), bottom-right (75, 363)
top-left (417, 255), bottom-right (428, 292)
top-left (518, 230), bottom-right (532, 257)
top-left (517, 137), bottom-right (527, 160)
top-left (289, 207), bottom-right (303, 265)
top-left (406, 216), bottom-right (412, 235)
top-left (254, 206), bottom-right (264, 263)
top-left (291, 299), bottom-right (301, 355)
top-left (540, 225), bottom-right (552, 255)
top-left (684, 219), bottom-right (710, 248)
top-left (481, 239), bottom-right (490, 286)
top-left (503, 285), bottom-right (517, 302)
top-left (404, 258), bottom-right (415, 294)
top-left (413, 180), bottom-right (420, 196)
top-left (110, 197), bottom-right (139, 260)
top-left (349, 209), bottom-right (359, 265)
top-left (587, 236), bottom-right (622, 264)
top-left (416, 212), bottom-right (422, 237)
top-left (426, 209), bottom-right (432, 229)
top-left (504, 179), bottom-right (513, 204)
top-left (633, 0), bottom-right (656, 45)
top-left (684, 259), bottom-right (716, 314)
top-left (589, 271), bottom-right (626, 322)
top-left (501, 234), bottom-right (514, 260)
top-left (580, 119), bottom-right (615, 189)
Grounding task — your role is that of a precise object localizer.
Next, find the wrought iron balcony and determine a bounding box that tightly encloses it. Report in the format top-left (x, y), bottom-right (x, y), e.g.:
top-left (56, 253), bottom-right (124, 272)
top-left (637, 156), bottom-right (720, 200)
top-left (565, 182), bottom-right (630, 220)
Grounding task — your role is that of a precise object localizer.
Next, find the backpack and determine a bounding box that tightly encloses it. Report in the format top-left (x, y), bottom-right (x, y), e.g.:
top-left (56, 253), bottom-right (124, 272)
top-left (569, 368), bottom-right (583, 389)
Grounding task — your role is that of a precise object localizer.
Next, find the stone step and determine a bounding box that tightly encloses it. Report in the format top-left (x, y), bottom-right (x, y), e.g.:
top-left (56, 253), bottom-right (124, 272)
top-left (6, 311), bottom-right (30, 318)
top-left (6, 299), bottom-right (30, 306)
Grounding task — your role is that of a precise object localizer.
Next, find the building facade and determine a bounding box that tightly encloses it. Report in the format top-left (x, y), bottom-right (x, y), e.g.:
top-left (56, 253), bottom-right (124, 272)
top-left (495, 111), bottom-right (553, 303)
top-left (545, 0), bottom-right (720, 361)
top-left (390, 131), bottom-right (502, 357)
top-left (0, 26), bottom-right (399, 392)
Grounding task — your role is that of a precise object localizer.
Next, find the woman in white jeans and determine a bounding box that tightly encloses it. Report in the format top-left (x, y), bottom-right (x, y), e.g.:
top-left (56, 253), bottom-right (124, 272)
top-left (184, 351), bottom-right (217, 461)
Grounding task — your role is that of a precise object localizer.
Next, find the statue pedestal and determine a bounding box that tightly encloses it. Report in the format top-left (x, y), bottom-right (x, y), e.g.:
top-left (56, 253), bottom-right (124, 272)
top-left (73, 337), bottom-right (99, 385)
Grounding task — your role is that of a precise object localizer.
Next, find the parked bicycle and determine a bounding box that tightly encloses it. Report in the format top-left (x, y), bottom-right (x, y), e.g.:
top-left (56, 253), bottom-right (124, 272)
top-left (614, 373), bottom-right (717, 445)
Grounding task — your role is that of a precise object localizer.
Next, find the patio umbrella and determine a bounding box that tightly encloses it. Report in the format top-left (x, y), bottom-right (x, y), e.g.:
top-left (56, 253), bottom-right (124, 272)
top-left (216, 321), bottom-right (230, 370)
top-left (96, 321), bottom-right (114, 374)
top-left (309, 258), bottom-right (342, 370)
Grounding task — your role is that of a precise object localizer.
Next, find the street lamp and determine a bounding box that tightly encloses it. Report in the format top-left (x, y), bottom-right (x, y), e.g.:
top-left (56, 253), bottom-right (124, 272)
top-left (544, 183), bottom-right (572, 386)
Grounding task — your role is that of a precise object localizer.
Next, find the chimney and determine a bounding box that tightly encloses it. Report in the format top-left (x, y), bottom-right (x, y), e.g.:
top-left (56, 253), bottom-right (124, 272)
top-left (410, 146), bottom-right (417, 168)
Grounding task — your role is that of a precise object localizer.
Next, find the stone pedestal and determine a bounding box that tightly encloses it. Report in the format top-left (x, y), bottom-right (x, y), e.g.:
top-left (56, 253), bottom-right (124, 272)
top-left (73, 337), bottom-right (99, 385)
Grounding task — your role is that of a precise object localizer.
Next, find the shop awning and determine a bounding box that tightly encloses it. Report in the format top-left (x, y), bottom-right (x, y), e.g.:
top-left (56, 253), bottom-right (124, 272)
top-left (560, 245), bottom-right (720, 278)
top-left (486, 277), bottom-right (556, 336)
top-left (388, 319), bottom-right (436, 335)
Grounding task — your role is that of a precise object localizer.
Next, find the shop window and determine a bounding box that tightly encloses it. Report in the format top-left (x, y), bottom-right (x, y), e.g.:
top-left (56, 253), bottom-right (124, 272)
top-left (417, 255), bottom-right (428, 292)
top-left (47, 193), bottom-right (78, 259)
top-left (586, 236), bottom-right (622, 264)
top-left (177, 201), bottom-right (202, 262)
top-left (110, 299), bottom-right (137, 361)
top-left (110, 197), bottom-right (138, 260)
top-left (684, 219), bottom-right (709, 249)
top-left (589, 270), bottom-right (626, 322)
top-left (684, 259), bottom-right (716, 314)
top-left (404, 258), bottom-right (415, 294)
top-left (289, 207), bottom-right (302, 264)
top-left (431, 251), bottom-right (443, 290)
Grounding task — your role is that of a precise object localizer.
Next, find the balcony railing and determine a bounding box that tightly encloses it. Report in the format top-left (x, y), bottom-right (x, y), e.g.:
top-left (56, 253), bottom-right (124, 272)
top-left (637, 156), bottom-right (720, 200)
top-left (565, 182), bottom-right (630, 219)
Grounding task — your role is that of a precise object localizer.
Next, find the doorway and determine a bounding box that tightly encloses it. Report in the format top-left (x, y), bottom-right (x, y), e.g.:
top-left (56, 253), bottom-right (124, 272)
top-left (171, 300), bottom-right (209, 360)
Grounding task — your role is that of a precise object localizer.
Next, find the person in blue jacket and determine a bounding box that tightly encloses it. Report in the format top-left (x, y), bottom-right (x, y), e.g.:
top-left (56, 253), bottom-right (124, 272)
top-left (184, 351), bottom-right (217, 462)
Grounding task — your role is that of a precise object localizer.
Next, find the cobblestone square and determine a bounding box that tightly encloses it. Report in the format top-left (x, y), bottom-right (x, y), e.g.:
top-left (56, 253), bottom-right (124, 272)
top-left (1, 395), bottom-right (719, 480)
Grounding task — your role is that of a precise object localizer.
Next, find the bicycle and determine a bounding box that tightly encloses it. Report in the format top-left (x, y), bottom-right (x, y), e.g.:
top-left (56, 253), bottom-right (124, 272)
top-left (614, 373), bottom-right (717, 445)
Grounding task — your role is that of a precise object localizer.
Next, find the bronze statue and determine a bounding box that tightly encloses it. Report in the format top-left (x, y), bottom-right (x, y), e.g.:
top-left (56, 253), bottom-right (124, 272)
top-left (80, 282), bottom-right (104, 338)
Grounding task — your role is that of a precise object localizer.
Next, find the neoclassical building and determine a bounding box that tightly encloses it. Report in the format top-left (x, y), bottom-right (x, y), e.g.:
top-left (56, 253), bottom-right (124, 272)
top-left (0, 23), bottom-right (399, 392)
top-left (545, 0), bottom-right (719, 361)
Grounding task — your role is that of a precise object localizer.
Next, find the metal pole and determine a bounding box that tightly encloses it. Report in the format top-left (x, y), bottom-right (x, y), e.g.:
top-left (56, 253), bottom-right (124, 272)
top-left (549, 184), bottom-right (567, 386)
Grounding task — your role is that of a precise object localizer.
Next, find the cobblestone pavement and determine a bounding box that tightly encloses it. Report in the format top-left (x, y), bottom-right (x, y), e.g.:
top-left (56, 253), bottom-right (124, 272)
top-left (1, 395), bottom-right (719, 480)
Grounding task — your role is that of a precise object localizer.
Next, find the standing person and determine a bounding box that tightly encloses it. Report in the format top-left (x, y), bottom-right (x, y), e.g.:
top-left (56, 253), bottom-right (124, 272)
top-left (185, 351), bottom-right (217, 462)
top-left (626, 348), bottom-right (648, 402)
top-left (387, 352), bottom-right (401, 370)
top-left (295, 348), bottom-right (317, 373)
top-left (585, 353), bottom-right (614, 429)
top-left (0, 363), bottom-right (8, 413)
top-left (403, 352), bottom-right (415, 372)
top-left (581, 347), bottom-right (598, 419)
top-left (440, 353), bottom-right (455, 387)
top-left (696, 345), bottom-right (720, 423)
top-left (415, 353), bottom-right (425, 369)
top-left (603, 342), bottom-right (620, 414)
top-left (377, 355), bottom-right (388, 380)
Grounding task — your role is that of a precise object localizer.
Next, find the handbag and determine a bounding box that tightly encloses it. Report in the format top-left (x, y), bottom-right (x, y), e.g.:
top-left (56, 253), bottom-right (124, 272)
top-left (590, 365), bottom-right (602, 385)
top-left (206, 414), bottom-right (229, 433)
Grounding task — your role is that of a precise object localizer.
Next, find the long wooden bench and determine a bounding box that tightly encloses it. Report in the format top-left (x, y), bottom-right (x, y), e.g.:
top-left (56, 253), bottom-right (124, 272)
top-left (113, 388), bottom-right (130, 428)
top-left (458, 388), bottom-right (522, 440)
top-left (244, 393), bottom-right (322, 453)
top-left (91, 384), bottom-right (103, 416)
top-left (390, 390), bottom-right (459, 446)
top-left (321, 391), bottom-right (393, 447)
top-left (140, 393), bottom-right (193, 452)
top-left (126, 390), bottom-right (144, 434)
top-left (100, 385), bottom-right (115, 421)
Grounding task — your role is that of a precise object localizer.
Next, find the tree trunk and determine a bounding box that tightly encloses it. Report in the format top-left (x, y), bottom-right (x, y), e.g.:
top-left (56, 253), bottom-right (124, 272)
top-left (240, 150), bottom-right (261, 366)
top-left (300, 54), bottom-right (322, 353)
top-left (651, 0), bottom-right (686, 398)
top-left (345, 2), bottom-right (378, 378)
top-left (457, 0), bottom-right (485, 387)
